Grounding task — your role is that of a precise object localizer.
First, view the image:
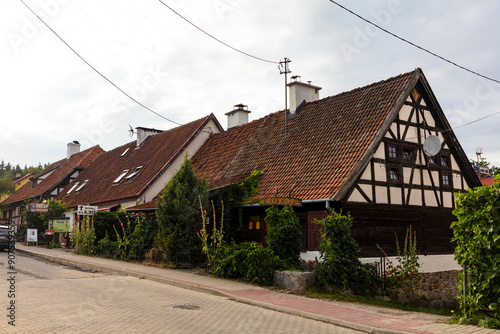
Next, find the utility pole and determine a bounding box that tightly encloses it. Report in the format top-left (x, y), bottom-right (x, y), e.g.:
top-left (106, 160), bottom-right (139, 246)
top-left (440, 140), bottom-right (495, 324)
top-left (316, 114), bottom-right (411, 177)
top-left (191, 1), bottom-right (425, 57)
top-left (279, 58), bottom-right (291, 135)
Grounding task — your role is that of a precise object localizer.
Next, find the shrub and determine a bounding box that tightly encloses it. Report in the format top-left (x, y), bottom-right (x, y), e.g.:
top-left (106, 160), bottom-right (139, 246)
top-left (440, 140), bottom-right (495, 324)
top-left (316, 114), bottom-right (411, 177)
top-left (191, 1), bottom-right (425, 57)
top-left (315, 212), bottom-right (379, 297)
top-left (210, 242), bottom-right (283, 286)
top-left (265, 205), bottom-right (302, 267)
top-left (452, 175), bottom-right (500, 328)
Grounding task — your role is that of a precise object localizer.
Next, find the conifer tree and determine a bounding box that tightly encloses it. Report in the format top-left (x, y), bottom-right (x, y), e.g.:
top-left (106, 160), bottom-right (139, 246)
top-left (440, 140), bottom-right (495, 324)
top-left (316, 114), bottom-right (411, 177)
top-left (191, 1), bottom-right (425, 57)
top-left (156, 155), bottom-right (208, 262)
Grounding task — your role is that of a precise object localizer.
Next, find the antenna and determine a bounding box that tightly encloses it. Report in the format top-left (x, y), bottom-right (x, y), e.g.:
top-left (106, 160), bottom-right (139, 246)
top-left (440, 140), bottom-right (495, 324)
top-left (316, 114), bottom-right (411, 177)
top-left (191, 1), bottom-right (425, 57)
top-left (476, 147), bottom-right (483, 164)
top-left (279, 58), bottom-right (291, 135)
top-left (128, 124), bottom-right (135, 137)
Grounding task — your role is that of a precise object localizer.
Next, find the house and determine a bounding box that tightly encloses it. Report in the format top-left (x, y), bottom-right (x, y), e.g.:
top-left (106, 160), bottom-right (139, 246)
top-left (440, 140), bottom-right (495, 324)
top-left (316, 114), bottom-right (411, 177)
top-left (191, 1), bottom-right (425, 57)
top-left (0, 173), bottom-right (34, 204)
top-left (57, 114), bottom-right (223, 226)
top-left (1, 142), bottom-right (104, 226)
top-left (191, 68), bottom-right (481, 263)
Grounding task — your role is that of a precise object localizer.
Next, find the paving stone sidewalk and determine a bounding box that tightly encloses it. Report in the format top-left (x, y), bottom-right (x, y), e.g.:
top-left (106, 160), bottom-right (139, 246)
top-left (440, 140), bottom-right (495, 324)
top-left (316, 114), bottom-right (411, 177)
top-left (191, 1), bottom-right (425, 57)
top-left (16, 244), bottom-right (499, 334)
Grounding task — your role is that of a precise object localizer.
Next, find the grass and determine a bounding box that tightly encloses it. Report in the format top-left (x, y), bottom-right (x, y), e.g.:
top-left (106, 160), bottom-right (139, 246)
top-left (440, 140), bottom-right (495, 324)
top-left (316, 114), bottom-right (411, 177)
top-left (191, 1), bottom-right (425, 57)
top-left (305, 289), bottom-right (454, 317)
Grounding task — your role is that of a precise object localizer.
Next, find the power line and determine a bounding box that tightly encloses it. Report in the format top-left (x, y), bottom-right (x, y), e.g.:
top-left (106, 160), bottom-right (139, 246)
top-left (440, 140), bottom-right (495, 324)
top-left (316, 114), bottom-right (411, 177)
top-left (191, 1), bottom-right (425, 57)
top-left (327, 0), bottom-right (500, 85)
top-left (452, 110), bottom-right (500, 130)
top-left (19, 0), bottom-right (182, 126)
top-left (157, 0), bottom-right (279, 65)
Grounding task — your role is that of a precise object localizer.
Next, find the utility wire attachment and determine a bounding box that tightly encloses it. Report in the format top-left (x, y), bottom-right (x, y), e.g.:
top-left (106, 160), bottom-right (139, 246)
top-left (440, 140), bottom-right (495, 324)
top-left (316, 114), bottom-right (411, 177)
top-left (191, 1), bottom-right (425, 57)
top-left (279, 58), bottom-right (291, 135)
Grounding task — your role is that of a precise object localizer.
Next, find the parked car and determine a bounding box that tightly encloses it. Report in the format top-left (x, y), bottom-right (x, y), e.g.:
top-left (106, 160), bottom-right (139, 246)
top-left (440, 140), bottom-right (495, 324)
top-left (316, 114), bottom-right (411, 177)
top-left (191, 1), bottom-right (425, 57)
top-left (0, 225), bottom-right (14, 251)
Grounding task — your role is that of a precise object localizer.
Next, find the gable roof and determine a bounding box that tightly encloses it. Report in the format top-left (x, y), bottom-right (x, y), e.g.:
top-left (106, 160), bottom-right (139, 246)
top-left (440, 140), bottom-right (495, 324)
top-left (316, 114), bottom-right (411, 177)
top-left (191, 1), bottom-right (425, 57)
top-left (2, 145), bottom-right (104, 205)
top-left (58, 114), bottom-right (223, 207)
top-left (192, 68), bottom-right (480, 201)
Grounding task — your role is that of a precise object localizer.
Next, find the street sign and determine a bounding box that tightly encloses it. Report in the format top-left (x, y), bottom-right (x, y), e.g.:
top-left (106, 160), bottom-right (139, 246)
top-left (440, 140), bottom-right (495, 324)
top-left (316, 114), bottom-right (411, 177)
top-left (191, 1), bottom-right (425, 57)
top-left (48, 217), bottom-right (70, 233)
top-left (29, 203), bottom-right (48, 212)
top-left (77, 205), bottom-right (98, 216)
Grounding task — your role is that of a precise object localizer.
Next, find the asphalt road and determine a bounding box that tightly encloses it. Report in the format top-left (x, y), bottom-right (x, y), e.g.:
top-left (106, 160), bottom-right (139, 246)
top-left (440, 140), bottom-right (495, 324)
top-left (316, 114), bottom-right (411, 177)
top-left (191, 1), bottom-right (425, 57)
top-left (0, 251), bottom-right (363, 334)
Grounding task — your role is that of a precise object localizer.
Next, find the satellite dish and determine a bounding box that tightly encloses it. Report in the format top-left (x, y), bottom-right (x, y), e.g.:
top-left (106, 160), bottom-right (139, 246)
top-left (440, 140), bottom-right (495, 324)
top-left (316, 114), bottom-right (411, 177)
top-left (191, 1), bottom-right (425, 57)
top-left (423, 135), bottom-right (441, 156)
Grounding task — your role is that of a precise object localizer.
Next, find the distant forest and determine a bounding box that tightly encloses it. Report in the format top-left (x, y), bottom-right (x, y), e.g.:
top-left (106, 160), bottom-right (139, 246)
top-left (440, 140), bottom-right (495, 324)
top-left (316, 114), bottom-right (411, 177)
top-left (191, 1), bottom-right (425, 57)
top-left (0, 160), bottom-right (50, 195)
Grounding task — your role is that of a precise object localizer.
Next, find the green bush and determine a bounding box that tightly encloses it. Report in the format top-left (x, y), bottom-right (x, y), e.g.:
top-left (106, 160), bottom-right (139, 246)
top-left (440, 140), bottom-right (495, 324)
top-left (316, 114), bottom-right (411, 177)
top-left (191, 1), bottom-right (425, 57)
top-left (452, 175), bottom-right (500, 328)
top-left (315, 212), bottom-right (379, 297)
top-left (210, 242), bottom-right (283, 286)
top-left (265, 205), bottom-right (302, 267)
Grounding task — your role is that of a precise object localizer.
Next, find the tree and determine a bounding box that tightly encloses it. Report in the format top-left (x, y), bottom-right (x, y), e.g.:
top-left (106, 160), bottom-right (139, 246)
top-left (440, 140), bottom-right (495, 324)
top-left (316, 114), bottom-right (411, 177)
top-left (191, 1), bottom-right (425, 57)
top-left (156, 156), bottom-right (208, 262)
top-left (0, 171), bottom-right (15, 195)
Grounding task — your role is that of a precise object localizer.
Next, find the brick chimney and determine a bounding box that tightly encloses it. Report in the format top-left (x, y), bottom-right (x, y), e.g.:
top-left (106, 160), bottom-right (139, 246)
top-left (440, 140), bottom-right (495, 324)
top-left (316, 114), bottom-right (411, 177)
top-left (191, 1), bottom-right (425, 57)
top-left (225, 104), bottom-right (251, 130)
top-left (67, 141), bottom-right (81, 159)
top-left (287, 76), bottom-right (322, 114)
top-left (136, 127), bottom-right (163, 147)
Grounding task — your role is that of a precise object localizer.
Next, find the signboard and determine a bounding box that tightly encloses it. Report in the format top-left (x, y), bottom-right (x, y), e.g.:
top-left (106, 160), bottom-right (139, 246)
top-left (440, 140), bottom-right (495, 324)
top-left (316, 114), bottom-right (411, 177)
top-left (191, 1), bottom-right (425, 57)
top-left (262, 197), bottom-right (302, 207)
top-left (26, 228), bottom-right (38, 242)
top-left (77, 205), bottom-right (98, 216)
top-left (48, 217), bottom-right (70, 233)
top-left (29, 203), bottom-right (48, 212)
top-left (46, 230), bottom-right (54, 236)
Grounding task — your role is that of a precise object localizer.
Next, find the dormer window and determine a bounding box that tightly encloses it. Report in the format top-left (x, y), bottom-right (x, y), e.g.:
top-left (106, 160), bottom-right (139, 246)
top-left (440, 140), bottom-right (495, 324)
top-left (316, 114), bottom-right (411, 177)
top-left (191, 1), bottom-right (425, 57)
top-left (67, 182), bottom-right (80, 194)
top-left (125, 166), bottom-right (143, 181)
top-left (121, 148), bottom-right (130, 157)
top-left (113, 170), bottom-right (129, 184)
top-left (75, 179), bottom-right (89, 192)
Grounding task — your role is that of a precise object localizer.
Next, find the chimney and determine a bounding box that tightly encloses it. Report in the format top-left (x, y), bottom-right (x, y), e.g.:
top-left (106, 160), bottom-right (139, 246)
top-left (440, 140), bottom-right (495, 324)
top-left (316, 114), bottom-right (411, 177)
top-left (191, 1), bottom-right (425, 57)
top-left (136, 127), bottom-right (163, 147)
top-left (67, 141), bottom-right (81, 159)
top-left (287, 76), bottom-right (322, 114)
top-left (225, 104), bottom-right (251, 130)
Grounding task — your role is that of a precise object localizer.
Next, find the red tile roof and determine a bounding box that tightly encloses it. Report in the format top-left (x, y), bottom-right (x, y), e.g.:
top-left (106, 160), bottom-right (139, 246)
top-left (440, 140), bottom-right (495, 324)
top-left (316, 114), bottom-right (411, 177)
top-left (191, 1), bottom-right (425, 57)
top-left (2, 146), bottom-right (104, 205)
top-left (58, 114), bottom-right (222, 207)
top-left (480, 176), bottom-right (499, 186)
top-left (192, 70), bottom-right (418, 201)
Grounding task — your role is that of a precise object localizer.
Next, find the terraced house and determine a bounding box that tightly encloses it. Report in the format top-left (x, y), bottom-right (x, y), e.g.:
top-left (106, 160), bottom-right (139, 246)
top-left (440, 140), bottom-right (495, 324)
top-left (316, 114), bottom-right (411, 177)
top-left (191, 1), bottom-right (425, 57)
top-left (191, 68), bottom-right (481, 263)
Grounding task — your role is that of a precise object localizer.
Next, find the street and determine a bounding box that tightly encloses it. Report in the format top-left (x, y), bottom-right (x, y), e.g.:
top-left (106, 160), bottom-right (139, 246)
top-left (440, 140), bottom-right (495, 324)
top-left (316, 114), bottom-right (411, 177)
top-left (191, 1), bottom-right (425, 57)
top-left (0, 251), bottom-right (363, 334)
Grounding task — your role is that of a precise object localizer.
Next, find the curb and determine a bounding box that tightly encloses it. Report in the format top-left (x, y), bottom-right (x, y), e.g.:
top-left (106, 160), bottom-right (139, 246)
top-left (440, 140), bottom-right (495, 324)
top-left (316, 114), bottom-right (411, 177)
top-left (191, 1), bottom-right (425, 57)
top-left (17, 247), bottom-right (425, 334)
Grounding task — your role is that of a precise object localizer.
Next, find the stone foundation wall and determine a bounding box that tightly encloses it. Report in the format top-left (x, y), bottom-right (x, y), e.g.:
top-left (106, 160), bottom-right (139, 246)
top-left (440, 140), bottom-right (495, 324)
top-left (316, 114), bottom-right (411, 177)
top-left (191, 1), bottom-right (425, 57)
top-left (416, 270), bottom-right (460, 307)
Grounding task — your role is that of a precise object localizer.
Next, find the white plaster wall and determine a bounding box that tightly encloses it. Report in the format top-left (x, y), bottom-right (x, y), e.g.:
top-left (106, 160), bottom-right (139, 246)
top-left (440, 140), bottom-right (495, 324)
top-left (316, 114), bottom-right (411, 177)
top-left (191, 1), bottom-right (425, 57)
top-left (424, 190), bottom-right (438, 207)
top-left (360, 254), bottom-right (460, 273)
top-left (443, 191), bottom-right (454, 208)
top-left (399, 104), bottom-right (413, 122)
top-left (348, 188), bottom-right (365, 203)
top-left (408, 190), bottom-right (422, 206)
top-left (373, 143), bottom-right (385, 159)
top-left (374, 164), bottom-right (386, 182)
top-left (375, 186), bottom-right (388, 204)
top-left (142, 119), bottom-right (222, 204)
top-left (360, 165), bottom-right (371, 180)
top-left (390, 187), bottom-right (402, 205)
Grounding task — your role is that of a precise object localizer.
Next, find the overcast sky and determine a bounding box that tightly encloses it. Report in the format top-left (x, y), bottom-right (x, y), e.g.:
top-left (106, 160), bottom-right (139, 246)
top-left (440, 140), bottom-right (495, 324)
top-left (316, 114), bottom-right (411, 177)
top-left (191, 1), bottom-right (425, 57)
top-left (1, 0), bottom-right (500, 169)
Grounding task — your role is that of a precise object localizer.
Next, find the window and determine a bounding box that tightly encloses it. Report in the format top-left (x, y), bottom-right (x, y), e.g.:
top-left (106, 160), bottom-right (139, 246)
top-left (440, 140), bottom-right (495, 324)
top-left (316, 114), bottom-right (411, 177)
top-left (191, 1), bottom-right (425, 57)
top-left (428, 156), bottom-right (436, 165)
top-left (113, 170), bottom-right (129, 184)
top-left (388, 145), bottom-right (397, 159)
top-left (402, 148), bottom-right (412, 161)
top-left (75, 179), bottom-right (89, 192)
top-left (66, 182), bottom-right (80, 194)
top-left (442, 173), bottom-right (452, 187)
top-left (120, 148), bottom-right (130, 157)
top-left (248, 216), bottom-right (261, 230)
top-left (440, 154), bottom-right (450, 168)
top-left (125, 166), bottom-right (143, 181)
top-left (389, 167), bottom-right (400, 182)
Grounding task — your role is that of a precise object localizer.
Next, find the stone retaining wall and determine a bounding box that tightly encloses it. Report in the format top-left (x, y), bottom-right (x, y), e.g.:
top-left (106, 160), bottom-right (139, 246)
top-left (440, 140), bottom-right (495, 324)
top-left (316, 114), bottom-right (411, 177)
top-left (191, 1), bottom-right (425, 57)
top-left (416, 270), bottom-right (460, 307)
top-left (273, 271), bottom-right (315, 295)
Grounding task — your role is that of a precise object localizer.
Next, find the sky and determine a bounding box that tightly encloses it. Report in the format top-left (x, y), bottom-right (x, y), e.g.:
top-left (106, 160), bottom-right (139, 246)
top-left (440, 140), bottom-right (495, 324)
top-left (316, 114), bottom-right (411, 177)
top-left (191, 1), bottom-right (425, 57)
top-left (1, 0), bottom-right (500, 169)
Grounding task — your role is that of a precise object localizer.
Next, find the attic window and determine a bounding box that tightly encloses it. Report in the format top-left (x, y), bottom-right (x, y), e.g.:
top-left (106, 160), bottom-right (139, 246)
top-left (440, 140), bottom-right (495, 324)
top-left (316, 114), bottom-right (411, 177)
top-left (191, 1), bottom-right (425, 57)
top-left (121, 148), bottom-right (130, 157)
top-left (388, 145), bottom-right (397, 159)
top-left (67, 182), bottom-right (80, 194)
top-left (113, 169), bottom-right (129, 184)
top-left (125, 166), bottom-right (143, 181)
top-left (75, 179), bottom-right (89, 192)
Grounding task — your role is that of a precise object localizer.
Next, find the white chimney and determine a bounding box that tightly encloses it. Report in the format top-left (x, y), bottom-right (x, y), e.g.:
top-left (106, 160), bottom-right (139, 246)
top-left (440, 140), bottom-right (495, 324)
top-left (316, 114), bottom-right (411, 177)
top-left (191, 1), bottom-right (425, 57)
top-left (225, 104), bottom-right (251, 130)
top-left (287, 76), bottom-right (322, 114)
top-left (136, 127), bottom-right (163, 147)
top-left (67, 141), bottom-right (81, 159)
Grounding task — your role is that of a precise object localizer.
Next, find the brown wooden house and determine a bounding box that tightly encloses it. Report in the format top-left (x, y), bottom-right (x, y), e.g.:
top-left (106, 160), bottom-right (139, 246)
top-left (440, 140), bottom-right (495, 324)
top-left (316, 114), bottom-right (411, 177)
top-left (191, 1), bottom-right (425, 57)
top-left (191, 68), bottom-right (481, 258)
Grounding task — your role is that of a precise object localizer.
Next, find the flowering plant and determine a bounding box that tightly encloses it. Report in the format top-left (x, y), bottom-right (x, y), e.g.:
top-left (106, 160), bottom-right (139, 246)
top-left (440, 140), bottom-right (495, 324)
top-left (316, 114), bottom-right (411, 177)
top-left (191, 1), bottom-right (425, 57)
top-left (378, 225), bottom-right (421, 293)
top-left (197, 196), bottom-right (224, 264)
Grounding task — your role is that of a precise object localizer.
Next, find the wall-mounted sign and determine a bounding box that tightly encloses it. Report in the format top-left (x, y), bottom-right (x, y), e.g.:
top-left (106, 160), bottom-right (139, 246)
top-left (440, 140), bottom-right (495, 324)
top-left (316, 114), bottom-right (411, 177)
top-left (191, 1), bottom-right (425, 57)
top-left (262, 197), bottom-right (302, 207)
top-left (29, 203), bottom-right (48, 212)
top-left (77, 205), bottom-right (98, 216)
top-left (48, 217), bottom-right (70, 233)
